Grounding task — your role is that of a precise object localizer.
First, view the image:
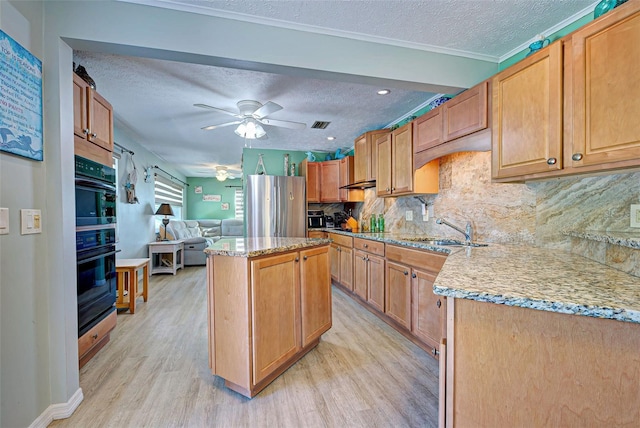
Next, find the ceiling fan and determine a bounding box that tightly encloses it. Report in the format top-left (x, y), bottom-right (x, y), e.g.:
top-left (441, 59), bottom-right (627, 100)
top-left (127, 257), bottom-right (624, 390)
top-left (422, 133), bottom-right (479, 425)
top-left (194, 100), bottom-right (306, 139)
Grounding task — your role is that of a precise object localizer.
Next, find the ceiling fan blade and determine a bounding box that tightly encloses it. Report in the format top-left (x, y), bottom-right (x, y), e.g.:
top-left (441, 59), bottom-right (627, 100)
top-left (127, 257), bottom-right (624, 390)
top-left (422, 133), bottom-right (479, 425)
top-left (259, 118), bottom-right (306, 129)
top-left (194, 103), bottom-right (242, 118)
top-left (252, 101), bottom-right (283, 119)
top-left (201, 120), bottom-right (242, 131)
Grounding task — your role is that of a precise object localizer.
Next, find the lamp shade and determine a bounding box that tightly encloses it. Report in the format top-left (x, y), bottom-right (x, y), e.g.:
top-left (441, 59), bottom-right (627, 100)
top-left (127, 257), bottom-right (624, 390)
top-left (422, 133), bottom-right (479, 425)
top-left (155, 203), bottom-right (174, 216)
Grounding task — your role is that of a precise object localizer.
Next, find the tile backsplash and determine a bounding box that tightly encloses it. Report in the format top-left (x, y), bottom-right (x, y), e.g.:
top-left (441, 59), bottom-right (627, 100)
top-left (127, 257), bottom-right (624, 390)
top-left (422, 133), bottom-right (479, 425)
top-left (357, 150), bottom-right (640, 274)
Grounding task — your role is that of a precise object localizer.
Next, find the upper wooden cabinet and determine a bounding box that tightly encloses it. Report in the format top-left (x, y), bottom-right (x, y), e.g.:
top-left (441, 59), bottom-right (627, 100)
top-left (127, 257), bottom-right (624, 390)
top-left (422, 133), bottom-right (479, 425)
top-left (73, 73), bottom-right (114, 166)
top-left (339, 156), bottom-right (364, 202)
top-left (413, 108), bottom-right (443, 154)
top-left (491, 42), bottom-right (563, 179)
top-left (442, 80), bottom-right (488, 141)
top-left (319, 160), bottom-right (340, 202)
top-left (493, 1), bottom-right (640, 181)
top-left (302, 156), bottom-right (362, 203)
top-left (354, 129), bottom-right (389, 182)
top-left (300, 159), bottom-right (320, 202)
top-left (567, 4), bottom-right (640, 169)
top-left (378, 122), bottom-right (439, 197)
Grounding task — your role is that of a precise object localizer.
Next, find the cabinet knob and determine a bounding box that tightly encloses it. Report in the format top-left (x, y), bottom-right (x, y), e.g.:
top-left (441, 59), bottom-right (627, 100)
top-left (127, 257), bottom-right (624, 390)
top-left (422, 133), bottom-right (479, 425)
top-left (411, 273), bottom-right (417, 278)
top-left (432, 348), bottom-right (440, 356)
top-left (403, 271), bottom-right (408, 276)
top-left (83, 128), bottom-right (90, 135)
top-left (303, 256), bottom-right (307, 261)
top-left (361, 256), bottom-right (367, 261)
top-left (363, 244), bottom-right (368, 248)
top-left (391, 187), bottom-right (396, 191)
top-left (91, 132), bottom-right (97, 138)
top-left (436, 299), bottom-right (441, 308)
top-left (546, 157), bottom-right (557, 165)
top-left (92, 334), bottom-right (98, 340)
top-left (386, 187), bottom-right (390, 192)
top-left (572, 153), bottom-right (583, 161)
top-left (295, 257), bottom-right (299, 262)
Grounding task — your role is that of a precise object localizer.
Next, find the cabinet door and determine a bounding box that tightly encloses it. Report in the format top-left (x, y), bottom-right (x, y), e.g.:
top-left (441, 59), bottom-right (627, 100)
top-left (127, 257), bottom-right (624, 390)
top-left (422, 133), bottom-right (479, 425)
top-left (339, 157), bottom-right (352, 201)
top-left (443, 80), bottom-right (488, 142)
top-left (367, 253), bottom-right (385, 313)
top-left (569, 7), bottom-right (640, 168)
top-left (329, 243), bottom-right (340, 283)
top-left (413, 108), bottom-right (443, 153)
top-left (300, 246), bottom-right (332, 347)
top-left (73, 73), bottom-right (88, 138)
top-left (354, 134), bottom-right (368, 183)
top-left (87, 89), bottom-right (114, 151)
top-left (306, 162), bottom-right (320, 203)
top-left (250, 253), bottom-right (301, 385)
top-left (376, 133), bottom-right (392, 197)
top-left (391, 122), bottom-right (414, 195)
top-left (385, 261), bottom-right (412, 330)
top-left (339, 245), bottom-right (353, 291)
top-left (319, 160), bottom-right (340, 202)
top-left (353, 249), bottom-right (368, 300)
top-left (492, 42), bottom-right (563, 179)
top-left (411, 268), bottom-right (443, 353)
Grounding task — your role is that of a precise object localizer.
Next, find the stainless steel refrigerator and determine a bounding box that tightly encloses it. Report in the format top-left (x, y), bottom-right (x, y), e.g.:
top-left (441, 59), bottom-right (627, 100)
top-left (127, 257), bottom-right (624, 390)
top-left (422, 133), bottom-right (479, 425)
top-left (246, 175), bottom-right (307, 238)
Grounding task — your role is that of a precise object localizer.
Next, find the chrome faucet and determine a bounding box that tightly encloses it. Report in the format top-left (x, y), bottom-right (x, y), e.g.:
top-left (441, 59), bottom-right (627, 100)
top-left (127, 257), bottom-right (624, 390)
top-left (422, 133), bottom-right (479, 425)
top-left (436, 218), bottom-right (473, 245)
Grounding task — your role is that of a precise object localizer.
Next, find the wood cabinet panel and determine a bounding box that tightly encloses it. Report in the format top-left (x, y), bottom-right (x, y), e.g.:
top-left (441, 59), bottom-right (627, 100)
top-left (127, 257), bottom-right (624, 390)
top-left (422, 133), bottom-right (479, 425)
top-left (250, 253), bottom-right (301, 385)
top-left (376, 133), bottom-right (392, 197)
top-left (353, 237), bottom-right (385, 257)
top-left (300, 246), bottom-right (332, 347)
top-left (304, 161), bottom-right (320, 202)
top-left (339, 156), bottom-right (363, 202)
top-left (329, 233), bottom-right (353, 248)
top-left (385, 245), bottom-right (446, 273)
top-left (412, 269), bottom-right (444, 352)
top-left (354, 134), bottom-right (368, 183)
top-left (413, 108), bottom-right (443, 153)
top-left (391, 123), bottom-right (414, 195)
top-left (78, 309), bottom-right (116, 368)
top-left (329, 243), bottom-right (340, 282)
top-left (73, 73), bottom-right (88, 138)
top-left (353, 249), bottom-right (368, 300)
top-left (385, 261), bottom-right (412, 329)
top-left (319, 160), bottom-right (340, 202)
top-left (491, 42), bottom-right (563, 179)
top-left (339, 246), bottom-right (353, 291)
top-left (88, 89), bottom-right (114, 151)
top-left (367, 253), bottom-right (385, 312)
top-left (307, 230), bottom-right (327, 239)
top-left (442, 80), bottom-right (488, 142)
top-left (569, 6), bottom-right (640, 168)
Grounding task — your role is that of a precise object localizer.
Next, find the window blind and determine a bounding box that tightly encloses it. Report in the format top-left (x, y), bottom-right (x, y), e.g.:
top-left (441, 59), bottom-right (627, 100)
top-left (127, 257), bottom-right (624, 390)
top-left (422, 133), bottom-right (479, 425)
top-left (235, 189), bottom-right (244, 220)
top-left (154, 174), bottom-right (183, 206)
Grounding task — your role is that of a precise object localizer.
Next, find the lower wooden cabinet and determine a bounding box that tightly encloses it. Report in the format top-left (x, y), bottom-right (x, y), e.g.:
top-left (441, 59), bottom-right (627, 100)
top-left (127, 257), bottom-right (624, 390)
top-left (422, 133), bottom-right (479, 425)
top-left (329, 233), bottom-right (353, 291)
top-left (78, 308), bottom-right (117, 368)
top-left (385, 261), bottom-right (412, 329)
top-left (354, 249), bottom-right (385, 310)
top-left (308, 230), bottom-right (328, 239)
top-left (208, 244), bottom-right (332, 398)
top-left (412, 268), bottom-right (445, 354)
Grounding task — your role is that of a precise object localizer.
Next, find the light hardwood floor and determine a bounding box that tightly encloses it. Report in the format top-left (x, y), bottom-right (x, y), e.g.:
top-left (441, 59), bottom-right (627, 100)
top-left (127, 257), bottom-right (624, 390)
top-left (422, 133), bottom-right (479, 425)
top-left (51, 266), bottom-right (439, 427)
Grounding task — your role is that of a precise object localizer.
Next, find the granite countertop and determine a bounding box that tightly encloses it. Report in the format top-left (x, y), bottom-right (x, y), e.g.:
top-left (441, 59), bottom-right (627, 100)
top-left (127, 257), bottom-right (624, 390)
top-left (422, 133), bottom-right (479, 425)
top-left (204, 237), bottom-right (330, 257)
top-left (564, 230), bottom-right (640, 249)
top-left (326, 229), bottom-right (640, 324)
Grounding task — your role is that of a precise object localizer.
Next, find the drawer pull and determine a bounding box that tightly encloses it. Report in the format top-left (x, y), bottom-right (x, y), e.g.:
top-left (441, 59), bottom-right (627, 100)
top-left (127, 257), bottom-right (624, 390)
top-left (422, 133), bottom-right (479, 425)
top-left (92, 334), bottom-right (98, 340)
top-left (436, 299), bottom-right (441, 308)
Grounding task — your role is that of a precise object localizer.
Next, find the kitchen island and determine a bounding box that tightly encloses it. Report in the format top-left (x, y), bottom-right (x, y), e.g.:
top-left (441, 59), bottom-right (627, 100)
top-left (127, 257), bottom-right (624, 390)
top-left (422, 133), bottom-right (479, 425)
top-left (204, 237), bottom-right (332, 398)
top-left (434, 244), bottom-right (640, 427)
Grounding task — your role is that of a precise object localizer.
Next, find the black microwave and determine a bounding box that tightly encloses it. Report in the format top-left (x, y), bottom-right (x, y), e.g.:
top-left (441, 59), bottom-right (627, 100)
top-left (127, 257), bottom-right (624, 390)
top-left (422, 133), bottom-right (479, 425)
top-left (75, 156), bottom-right (117, 227)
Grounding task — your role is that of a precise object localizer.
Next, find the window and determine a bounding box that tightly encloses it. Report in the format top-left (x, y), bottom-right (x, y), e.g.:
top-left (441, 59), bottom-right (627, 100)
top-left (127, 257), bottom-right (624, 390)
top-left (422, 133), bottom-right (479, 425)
top-left (154, 175), bottom-right (183, 231)
top-left (235, 189), bottom-right (244, 220)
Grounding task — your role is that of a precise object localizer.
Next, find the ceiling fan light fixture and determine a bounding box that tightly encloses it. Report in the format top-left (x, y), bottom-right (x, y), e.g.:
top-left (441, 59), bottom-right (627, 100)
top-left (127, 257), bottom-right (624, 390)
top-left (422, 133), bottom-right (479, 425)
top-left (215, 165), bottom-right (229, 181)
top-left (234, 119), bottom-right (266, 139)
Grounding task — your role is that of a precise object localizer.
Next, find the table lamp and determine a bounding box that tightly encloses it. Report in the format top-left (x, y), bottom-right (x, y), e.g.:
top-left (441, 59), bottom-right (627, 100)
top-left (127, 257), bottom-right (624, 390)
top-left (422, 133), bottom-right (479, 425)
top-left (155, 203), bottom-right (174, 240)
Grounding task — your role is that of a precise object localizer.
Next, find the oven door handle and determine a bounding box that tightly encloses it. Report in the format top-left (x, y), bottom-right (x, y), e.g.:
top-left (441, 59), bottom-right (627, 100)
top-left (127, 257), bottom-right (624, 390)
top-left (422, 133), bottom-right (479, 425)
top-left (75, 178), bottom-right (116, 193)
top-left (77, 249), bottom-right (120, 264)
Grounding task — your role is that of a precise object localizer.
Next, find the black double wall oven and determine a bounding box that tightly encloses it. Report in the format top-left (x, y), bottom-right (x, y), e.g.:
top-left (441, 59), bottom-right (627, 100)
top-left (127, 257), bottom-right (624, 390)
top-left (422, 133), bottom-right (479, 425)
top-left (75, 155), bottom-right (117, 337)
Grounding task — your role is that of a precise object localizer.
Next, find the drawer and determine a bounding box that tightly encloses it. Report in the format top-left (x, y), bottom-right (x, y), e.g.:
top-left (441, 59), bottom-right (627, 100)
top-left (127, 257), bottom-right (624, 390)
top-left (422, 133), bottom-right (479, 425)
top-left (385, 245), bottom-right (447, 273)
top-left (353, 237), bottom-right (385, 256)
top-left (308, 230), bottom-right (328, 239)
top-left (329, 233), bottom-right (353, 248)
top-left (78, 309), bottom-right (117, 359)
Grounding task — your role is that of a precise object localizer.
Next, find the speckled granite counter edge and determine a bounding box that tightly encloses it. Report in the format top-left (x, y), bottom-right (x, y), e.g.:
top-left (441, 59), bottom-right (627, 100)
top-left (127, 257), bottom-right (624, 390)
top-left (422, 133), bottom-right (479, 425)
top-left (322, 229), bottom-right (453, 255)
top-left (563, 230), bottom-right (640, 249)
top-left (204, 238), bottom-right (331, 258)
top-left (434, 285), bottom-right (640, 324)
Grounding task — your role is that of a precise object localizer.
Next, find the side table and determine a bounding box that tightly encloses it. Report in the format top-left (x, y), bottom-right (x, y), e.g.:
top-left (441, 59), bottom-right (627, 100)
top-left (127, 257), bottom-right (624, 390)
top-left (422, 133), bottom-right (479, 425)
top-left (148, 240), bottom-right (184, 275)
top-left (116, 258), bottom-right (149, 314)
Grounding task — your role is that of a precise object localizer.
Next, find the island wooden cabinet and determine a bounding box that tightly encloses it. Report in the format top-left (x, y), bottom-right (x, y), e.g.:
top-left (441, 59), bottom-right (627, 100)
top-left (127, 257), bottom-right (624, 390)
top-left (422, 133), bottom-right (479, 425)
top-left (329, 233), bottom-right (353, 291)
top-left (354, 129), bottom-right (389, 182)
top-left (73, 73), bottom-right (114, 166)
top-left (207, 244), bottom-right (331, 398)
top-left (378, 122), bottom-right (439, 197)
top-left (491, 41), bottom-right (563, 179)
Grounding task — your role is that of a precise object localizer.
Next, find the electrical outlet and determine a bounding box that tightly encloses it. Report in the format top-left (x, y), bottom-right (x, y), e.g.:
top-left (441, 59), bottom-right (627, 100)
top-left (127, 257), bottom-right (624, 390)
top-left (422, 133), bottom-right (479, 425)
top-left (631, 204), bottom-right (640, 228)
top-left (405, 210), bottom-right (413, 221)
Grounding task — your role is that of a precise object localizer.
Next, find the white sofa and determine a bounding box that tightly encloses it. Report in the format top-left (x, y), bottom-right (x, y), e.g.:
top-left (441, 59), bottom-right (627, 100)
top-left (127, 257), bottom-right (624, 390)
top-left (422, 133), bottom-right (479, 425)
top-left (163, 219), bottom-right (244, 266)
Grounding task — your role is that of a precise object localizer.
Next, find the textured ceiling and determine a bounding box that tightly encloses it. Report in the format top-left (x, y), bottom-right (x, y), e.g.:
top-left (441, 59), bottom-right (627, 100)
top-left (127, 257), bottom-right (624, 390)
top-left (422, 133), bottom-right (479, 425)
top-left (77, 0), bottom-right (597, 178)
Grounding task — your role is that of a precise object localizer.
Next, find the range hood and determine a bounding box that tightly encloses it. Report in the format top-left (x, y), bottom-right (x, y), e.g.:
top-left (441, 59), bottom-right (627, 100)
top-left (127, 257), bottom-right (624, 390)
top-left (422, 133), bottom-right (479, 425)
top-left (340, 180), bottom-right (376, 190)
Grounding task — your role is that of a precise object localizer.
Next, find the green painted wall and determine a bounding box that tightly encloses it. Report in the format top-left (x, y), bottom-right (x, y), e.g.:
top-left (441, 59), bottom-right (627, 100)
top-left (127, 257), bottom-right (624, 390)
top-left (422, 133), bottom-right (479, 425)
top-left (242, 148), bottom-right (328, 179)
top-left (186, 176), bottom-right (241, 219)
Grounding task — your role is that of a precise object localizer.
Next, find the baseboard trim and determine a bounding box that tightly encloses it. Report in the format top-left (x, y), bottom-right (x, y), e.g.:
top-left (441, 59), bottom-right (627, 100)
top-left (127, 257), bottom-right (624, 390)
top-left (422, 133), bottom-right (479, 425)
top-left (29, 388), bottom-right (83, 428)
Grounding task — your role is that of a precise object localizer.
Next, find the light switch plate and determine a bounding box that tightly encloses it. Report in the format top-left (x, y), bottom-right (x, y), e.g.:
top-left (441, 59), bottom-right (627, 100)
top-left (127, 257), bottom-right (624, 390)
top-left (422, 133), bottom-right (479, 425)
top-left (405, 210), bottom-right (413, 221)
top-left (0, 207), bottom-right (8, 235)
top-left (21, 209), bottom-right (42, 235)
top-left (631, 204), bottom-right (640, 228)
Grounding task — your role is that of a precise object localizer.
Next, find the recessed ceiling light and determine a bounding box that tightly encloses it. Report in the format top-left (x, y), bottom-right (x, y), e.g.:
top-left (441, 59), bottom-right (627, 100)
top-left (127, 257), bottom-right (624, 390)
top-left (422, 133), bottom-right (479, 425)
top-left (327, 136), bottom-right (336, 141)
top-left (377, 89), bottom-right (391, 95)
